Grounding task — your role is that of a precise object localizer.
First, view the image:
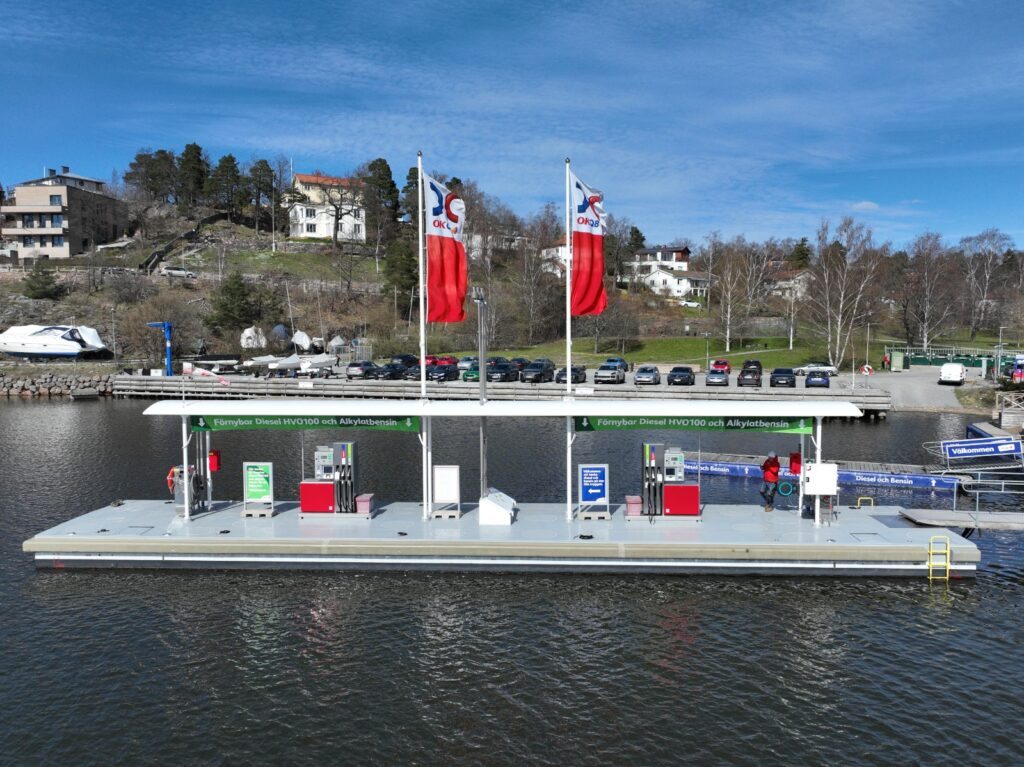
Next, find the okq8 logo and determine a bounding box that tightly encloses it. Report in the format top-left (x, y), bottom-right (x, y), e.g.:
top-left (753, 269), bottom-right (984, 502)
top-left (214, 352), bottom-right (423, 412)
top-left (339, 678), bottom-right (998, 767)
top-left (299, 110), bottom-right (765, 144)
top-left (575, 180), bottom-right (602, 228)
top-left (430, 182), bottom-right (465, 235)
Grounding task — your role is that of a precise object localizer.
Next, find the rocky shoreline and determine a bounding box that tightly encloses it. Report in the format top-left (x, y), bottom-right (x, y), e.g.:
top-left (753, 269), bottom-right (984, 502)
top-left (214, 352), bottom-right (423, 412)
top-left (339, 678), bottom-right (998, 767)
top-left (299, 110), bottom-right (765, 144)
top-left (0, 371), bottom-right (116, 398)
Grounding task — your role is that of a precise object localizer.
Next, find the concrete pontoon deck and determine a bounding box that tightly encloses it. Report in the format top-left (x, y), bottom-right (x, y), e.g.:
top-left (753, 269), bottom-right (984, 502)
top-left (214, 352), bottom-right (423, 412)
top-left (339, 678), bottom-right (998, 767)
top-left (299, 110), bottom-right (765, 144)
top-left (24, 501), bottom-right (980, 577)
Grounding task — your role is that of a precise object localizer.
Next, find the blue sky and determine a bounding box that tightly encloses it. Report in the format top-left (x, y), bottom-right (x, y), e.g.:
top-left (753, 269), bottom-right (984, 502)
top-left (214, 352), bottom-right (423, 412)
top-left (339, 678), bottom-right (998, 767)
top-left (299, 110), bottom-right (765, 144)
top-left (2, 0), bottom-right (1022, 248)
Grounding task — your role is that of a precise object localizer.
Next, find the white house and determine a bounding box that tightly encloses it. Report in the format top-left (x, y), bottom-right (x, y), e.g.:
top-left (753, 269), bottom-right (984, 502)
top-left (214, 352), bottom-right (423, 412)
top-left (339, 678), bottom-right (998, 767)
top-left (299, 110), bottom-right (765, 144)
top-left (769, 269), bottom-right (812, 299)
top-left (288, 172), bottom-right (366, 243)
top-left (624, 245), bottom-right (691, 278)
top-left (640, 267), bottom-right (710, 298)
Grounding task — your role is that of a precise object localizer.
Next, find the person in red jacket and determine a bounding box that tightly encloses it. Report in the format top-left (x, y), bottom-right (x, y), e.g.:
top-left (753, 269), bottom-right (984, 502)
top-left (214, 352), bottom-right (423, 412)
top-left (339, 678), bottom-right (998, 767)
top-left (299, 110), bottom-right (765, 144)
top-left (760, 451), bottom-right (780, 512)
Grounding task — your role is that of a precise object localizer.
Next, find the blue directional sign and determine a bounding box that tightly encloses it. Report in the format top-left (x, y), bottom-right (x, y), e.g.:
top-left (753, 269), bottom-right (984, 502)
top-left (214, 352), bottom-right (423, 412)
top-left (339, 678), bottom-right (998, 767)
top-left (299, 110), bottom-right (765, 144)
top-left (941, 437), bottom-right (1023, 460)
top-left (578, 464), bottom-right (609, 506)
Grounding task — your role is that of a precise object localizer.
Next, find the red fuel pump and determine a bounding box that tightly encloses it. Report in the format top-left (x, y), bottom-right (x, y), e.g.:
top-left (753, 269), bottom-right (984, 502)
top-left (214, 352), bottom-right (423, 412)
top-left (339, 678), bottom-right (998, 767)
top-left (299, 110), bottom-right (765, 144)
top-left (789, 451), bottom-right (802, 475)
top-left (208, 449), bottom-right (221, 473)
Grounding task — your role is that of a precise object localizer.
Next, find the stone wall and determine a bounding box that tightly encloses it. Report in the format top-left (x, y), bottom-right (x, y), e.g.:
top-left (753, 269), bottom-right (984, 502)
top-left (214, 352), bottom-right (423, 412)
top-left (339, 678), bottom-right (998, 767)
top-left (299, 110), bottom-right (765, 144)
top-left (0, 371), bottom-right (115, 398)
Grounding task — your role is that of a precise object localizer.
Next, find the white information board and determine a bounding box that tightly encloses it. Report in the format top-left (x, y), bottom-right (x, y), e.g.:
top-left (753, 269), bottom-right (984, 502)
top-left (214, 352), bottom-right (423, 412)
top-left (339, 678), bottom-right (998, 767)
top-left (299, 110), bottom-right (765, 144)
top-left (433, 465), bottom-right (461, 513)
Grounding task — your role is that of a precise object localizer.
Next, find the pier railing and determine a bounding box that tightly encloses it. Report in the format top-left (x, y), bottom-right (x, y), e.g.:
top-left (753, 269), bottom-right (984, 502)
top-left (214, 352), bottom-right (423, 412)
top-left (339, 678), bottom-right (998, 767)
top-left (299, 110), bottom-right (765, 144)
top-left (111, 375), bottom-right (892, 413)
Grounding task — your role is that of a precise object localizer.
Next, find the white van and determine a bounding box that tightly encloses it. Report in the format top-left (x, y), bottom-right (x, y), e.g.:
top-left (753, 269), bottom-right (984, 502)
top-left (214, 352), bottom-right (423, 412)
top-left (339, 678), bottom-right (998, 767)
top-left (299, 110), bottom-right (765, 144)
top-left (938, 362), bottom-right (967, 386)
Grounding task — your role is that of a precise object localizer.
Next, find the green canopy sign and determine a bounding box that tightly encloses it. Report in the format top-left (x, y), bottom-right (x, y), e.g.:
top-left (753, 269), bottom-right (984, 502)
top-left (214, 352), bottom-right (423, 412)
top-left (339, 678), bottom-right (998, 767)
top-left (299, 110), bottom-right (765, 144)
top-left (191, 415), bottom-right (420, 432)
top-left (573, 416), bottom-right (812, 434)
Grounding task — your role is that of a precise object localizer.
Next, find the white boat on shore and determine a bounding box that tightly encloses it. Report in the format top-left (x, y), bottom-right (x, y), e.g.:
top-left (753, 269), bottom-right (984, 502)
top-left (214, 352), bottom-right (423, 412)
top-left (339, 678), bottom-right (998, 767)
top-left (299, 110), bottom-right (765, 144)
top-left (0, 325), bottom-right (106, 358)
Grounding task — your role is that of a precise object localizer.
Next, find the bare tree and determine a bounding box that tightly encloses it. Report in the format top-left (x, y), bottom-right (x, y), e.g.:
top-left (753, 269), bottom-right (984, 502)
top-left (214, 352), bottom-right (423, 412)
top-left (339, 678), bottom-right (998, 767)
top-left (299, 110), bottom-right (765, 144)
top-left (960, 228), bottom-right (1012, 340)
top-left (712, 241), bottom-right (748, 352)
top-left (806, 217), bottom-right (884, 368)
top-left (509, 204), bottom-right (561, 345)
top-left (904, 233), bottom-right (957, 349)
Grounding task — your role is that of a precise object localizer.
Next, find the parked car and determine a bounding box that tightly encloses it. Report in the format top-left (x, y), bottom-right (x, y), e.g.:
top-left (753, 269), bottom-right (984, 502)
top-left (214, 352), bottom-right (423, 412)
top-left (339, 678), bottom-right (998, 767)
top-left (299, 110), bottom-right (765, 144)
top-left (556, 365), bottom-right (587, 384)
top-left (346, 360), bottom-right (379, 380)
top-left (508, 357), bottom-right (532, 371)
top-left (769, 368), bottom-right (796, 387)
top-left (370, 363), bottom-right (406, 380)
top-left (485, 356), bottom-right (509, 367)
top-left (463, 364), bottom-right (481, 382)
top-left (706, 370), bottom-right (729, 386)
top-left (805, 371), bottom-right (831, 388)
top-left (938, 362), bottom-right (967, 385)
top-left (391, 353), bottom-right (419, 368)
top-left (487, 363), bottom-right (519, 382)
top-left (428, 364), bottom-right (460, 382)
top-left (633, 365), bottom-right (661, 385)
top-left (667, 366), bottom-right (695, 385)
top-left (604, 357), bottom-right (629, 371)
top-left (457, 356), bottom-right (478, 371)
top-left (678, 299), bottom-right (702, 308)
top-left (162, 265), bottom-right (196, 278)
top-left (434, 355), bottom-right (458, 367)
top-left (710, 359), bottom-right (731, 374)
top-left (795, 362), bottom-right (838, 376)
top-left (738, 367), bottom-right (762, 387)
top-left (742, 359), bottom-right (763, 374)
top-left (520, 360), bottom-right (555, 383)
top-left (403, 364), bottom-right (425, 380)
top-left (594, 364), bottom-right (626, 384)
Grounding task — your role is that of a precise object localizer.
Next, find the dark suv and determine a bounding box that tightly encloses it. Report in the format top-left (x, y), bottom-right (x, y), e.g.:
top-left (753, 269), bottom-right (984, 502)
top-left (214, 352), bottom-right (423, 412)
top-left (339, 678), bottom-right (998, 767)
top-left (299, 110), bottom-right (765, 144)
top-left (742, 360), bottom-right (763, 374)
top-left (738, 366), bottom-right (762, 387)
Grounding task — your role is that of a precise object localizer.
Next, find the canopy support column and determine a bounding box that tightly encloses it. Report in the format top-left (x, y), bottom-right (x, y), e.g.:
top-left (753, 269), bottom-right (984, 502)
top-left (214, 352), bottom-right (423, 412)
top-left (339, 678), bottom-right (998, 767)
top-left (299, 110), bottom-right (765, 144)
top-left (814, 416), bottom-right (823, 527)
top-left (181, 416), bottom-right (191, 520)
top-left (566, 416), bottom-right (574, 522)
top-left (420, 417), bottom-right (429, 521)
top-left (205, 431), bottom-right (213, 510)
top-left (797, 432), bottom-right (805, 520)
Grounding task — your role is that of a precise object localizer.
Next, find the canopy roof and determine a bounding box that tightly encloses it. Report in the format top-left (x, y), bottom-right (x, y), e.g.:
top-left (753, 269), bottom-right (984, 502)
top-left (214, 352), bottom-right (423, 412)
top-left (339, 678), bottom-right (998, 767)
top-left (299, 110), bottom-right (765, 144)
top-left (145, 398), bottom-right (862, 420)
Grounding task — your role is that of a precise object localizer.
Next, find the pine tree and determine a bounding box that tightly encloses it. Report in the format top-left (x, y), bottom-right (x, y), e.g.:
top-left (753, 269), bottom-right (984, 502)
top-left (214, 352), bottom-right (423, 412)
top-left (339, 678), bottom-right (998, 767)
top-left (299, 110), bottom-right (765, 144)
top-left (789, 237), bottom-right (812, 268)
top-left (383, 233), bottom-right (418, 317)
top-left (22, 261), bottom-right (63, 299)
top-left (177, 143), bottom-right (209, 212)
top-left (209, 272), bottom-right (255, 331)
top-left (206, 154), bottom-right (243, 217)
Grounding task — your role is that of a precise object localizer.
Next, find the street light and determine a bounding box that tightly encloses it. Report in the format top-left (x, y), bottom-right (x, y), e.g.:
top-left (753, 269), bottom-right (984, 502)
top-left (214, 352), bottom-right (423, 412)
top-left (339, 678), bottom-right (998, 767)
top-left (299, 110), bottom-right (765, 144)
top-left (997, 325), bottom-right (1007, 379)
top-left (702, 332), bottom-right (711, 373)
top-left (471, 287), bottom-right (488, 498)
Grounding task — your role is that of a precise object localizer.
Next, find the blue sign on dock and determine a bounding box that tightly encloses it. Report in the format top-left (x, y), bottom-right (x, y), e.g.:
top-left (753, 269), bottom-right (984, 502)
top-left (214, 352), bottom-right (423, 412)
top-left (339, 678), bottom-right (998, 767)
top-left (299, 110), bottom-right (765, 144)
top-left (578, 464), bottom-right (609, 506)
top-left (941, 437), bottom-right (1023, 460)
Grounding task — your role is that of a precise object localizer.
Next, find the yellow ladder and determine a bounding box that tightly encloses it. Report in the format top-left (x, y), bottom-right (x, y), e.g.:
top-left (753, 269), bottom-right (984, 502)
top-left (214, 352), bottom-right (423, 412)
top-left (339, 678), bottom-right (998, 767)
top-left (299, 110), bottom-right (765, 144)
top-left (928, 535), bottom-right (951, 581)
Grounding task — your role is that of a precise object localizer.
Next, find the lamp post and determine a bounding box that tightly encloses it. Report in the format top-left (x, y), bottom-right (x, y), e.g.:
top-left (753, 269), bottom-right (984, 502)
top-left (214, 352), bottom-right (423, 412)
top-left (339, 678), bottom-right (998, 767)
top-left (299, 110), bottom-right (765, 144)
top-left (471, 287), bottom-right (488, 498)
top-left (997, 325), bottom-right (1007, 379)
top-left (271, 170), bottom-right (277, 253)
top-left (703, 332), bottom-right (711, 373)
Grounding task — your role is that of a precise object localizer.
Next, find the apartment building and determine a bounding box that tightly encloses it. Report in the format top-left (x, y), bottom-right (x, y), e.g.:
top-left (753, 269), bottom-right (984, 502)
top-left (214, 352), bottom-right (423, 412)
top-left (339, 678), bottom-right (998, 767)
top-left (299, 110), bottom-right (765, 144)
top-left (1, 166), bottom-right (127, 259)
top-left (288, 172), bottom-right (366, 243)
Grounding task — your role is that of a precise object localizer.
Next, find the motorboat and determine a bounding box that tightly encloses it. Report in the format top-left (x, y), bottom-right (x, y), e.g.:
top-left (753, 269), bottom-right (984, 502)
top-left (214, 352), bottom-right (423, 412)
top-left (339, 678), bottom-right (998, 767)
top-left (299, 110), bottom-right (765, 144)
top-left (300, 354), bottom-right (336, 375)
top-left (0, 325), bottom-right (106, 358)
top-left (269, 354), bottom-right (301, 371)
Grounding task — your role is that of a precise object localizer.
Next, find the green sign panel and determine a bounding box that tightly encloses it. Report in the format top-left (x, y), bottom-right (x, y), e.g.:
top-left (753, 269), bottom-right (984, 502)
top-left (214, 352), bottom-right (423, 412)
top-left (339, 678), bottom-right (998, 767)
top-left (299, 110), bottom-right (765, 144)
top-left (244, 462), bottom-right (273, 503)
top-left (191, 415), bottom-right (420, 432)
top-left (574, 416), bottom-right (812, 434)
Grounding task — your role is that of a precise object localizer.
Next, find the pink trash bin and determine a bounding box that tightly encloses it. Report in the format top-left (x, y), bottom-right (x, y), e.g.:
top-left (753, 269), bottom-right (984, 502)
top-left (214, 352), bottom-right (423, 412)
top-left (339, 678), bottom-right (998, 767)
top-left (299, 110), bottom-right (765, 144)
top-left (625, 495), bottom-right (642, 516)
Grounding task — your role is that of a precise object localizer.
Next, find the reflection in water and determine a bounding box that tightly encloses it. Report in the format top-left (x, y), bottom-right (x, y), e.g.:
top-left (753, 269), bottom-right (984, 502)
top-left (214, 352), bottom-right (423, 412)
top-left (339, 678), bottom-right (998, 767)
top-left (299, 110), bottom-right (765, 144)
top-left (2, 402), bottom-right (1024, 765)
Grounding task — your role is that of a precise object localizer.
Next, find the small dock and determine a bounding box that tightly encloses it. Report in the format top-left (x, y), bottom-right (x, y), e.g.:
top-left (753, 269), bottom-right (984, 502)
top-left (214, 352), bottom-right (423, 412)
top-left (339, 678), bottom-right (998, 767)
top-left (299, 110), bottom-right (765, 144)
top-left (686, 451), bottom-right (964, 491)
top-left (111, 376), bottom-right (893, 416)
top-left (901, 508), bottom-right (1024, 531)
top-left (24, 500), bottom-right (979, 577)
top-left (966, 421), bottom-right (1014, 439)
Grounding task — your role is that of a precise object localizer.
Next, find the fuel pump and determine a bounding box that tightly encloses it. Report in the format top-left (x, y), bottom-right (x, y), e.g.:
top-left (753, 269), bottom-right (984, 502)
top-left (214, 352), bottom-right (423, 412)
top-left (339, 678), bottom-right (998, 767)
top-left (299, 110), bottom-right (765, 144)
top-left (332, 441), bottom-right (357, 513)
top-left (168, 465), bottom-right (204, 515)
top-left (642, 443), bottom-right (665, 516)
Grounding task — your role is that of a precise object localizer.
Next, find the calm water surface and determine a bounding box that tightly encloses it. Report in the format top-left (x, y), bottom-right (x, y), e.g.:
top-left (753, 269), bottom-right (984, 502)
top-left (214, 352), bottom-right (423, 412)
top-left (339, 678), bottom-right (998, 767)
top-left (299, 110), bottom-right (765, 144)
top-left (1, 400), bottom-right (1022, 765)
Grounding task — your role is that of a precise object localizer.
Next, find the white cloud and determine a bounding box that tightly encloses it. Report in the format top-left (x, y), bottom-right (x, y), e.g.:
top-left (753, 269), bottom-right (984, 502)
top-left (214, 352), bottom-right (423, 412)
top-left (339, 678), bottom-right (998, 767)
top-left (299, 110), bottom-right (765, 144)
top-left (851, 201), bottom-right (880, 212)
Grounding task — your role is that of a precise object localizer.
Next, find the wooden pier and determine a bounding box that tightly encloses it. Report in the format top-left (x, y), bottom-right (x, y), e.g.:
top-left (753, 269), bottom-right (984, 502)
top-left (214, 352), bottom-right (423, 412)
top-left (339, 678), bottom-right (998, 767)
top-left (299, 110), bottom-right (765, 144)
top-left (112, 375), bottom-right (892, 415)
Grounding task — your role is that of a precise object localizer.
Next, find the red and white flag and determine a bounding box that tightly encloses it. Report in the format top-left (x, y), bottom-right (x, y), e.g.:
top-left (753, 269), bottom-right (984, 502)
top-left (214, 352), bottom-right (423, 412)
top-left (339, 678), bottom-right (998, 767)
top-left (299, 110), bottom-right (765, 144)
top-left (569, 170), bottom-right (607, 315)
top-left (184, 362), bottom-right (230, 386)
top-left (423, 174), bottom-right (468, 323)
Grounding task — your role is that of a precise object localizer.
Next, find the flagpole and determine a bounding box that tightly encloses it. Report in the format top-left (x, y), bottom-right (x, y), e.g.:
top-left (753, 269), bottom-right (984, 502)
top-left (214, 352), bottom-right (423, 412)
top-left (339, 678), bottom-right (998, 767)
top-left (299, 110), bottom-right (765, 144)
top-left (565, 158), bottom-right (573, 523)
top-left (417, 151), bottom-right (426, 399)
top-left (565, 158), bottom-right (572, 397)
